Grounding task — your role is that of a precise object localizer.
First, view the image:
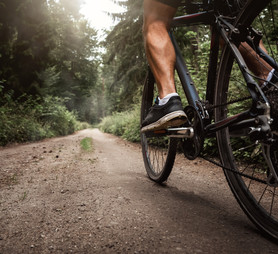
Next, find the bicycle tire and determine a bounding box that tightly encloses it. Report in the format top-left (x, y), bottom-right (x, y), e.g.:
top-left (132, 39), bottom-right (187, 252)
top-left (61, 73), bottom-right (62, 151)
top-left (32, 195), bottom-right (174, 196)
top-left (215, 0), bottom-right (278, 240)
top-left (141, 69), bottom-right (177, 183)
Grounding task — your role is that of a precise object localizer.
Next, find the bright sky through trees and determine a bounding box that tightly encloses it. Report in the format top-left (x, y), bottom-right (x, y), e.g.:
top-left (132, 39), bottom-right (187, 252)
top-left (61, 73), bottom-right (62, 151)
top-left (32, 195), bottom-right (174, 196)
top-left (80, 0), bottom-right (125, 31)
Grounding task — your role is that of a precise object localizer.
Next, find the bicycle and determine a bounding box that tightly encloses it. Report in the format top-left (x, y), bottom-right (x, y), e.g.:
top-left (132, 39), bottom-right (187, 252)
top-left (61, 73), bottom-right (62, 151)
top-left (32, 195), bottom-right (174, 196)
top-left (140, 0), bottom-right (278, 241)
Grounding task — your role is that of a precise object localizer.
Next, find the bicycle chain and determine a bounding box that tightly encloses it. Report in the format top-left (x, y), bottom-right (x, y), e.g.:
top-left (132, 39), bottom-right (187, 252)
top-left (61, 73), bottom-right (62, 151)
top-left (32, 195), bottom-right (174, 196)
top-left (205, 94), bottom-right (251, 110)
top-left (198, 89), bottom-right (278, 184)
top-left (205, 89), bottom-right (278, 110)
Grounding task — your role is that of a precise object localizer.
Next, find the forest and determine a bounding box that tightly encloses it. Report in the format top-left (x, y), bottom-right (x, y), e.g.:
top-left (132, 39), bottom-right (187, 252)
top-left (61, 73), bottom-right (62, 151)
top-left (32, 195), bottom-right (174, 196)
top-left (0, 0), bottom-right (213, 146)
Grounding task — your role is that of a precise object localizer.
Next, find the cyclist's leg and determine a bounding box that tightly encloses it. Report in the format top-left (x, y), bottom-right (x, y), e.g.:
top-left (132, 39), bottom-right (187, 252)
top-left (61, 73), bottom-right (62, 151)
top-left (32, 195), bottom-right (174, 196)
top-left (142, 0), bottom-right (187, 132)
top-left (239, 41), bottom-right (274, 83)
top-left (143, 0), bottom-right (178, 99)
top-left (220, 38), bottom-right (273, 83)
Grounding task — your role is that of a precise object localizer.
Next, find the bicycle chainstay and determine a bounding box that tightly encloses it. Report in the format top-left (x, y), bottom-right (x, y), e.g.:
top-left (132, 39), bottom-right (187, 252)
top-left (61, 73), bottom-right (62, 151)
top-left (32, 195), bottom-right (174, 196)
top-left (197, 89), bottom-right (278, 184)
top-left (199, 154), bottom-right (267, 184)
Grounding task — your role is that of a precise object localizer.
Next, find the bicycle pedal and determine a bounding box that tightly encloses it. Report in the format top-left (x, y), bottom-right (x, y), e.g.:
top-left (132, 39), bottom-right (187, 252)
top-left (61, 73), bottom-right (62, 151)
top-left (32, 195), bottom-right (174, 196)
top-left (167, 127), bottom-right (194, 138)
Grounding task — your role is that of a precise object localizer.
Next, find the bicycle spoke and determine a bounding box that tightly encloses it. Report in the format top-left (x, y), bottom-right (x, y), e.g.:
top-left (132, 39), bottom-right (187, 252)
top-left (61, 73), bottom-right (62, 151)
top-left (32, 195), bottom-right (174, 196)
top-left (270, 187), bottom-right (276, 216)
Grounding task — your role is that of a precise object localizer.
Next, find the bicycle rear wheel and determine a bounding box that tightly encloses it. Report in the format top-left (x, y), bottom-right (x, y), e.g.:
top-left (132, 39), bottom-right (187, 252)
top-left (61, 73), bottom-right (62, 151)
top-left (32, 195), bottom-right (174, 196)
top-left (215, 0), bottom-right (278, 240)
top-left (141, 69), bottom-right (177, 183)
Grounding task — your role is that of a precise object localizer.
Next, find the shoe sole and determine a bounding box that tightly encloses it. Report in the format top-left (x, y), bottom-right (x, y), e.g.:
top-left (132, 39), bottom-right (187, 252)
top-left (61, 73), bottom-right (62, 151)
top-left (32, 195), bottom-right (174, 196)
top-left (141, 110), bottom-right (187, 133)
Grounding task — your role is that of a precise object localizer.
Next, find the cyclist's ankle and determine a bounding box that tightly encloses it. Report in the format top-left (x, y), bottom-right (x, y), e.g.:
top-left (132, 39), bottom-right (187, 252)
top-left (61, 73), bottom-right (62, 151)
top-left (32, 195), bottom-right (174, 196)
top-left (261, 69), bottom-right (276, 89)
top-left (158, 92), bottom-right (179, 105)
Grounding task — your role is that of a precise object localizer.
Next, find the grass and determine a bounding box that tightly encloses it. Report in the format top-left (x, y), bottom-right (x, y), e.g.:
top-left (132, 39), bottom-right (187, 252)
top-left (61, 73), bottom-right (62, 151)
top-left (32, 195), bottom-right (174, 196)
top-left (80, 137), bottom-right (93, 152)
top-left (19, 191), bottom-right (28, 201)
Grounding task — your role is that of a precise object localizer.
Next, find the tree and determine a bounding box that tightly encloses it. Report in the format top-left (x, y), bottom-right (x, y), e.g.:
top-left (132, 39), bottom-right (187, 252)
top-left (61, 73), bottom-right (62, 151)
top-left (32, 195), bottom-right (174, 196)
top-left (101, 0), bottom-right (146, 114)
top-left (0, 0), bottom-right (100, 123)
top-left (45, 0), bottom-right (99, 115)
top-left (0, 0), bottom-right (52, 96)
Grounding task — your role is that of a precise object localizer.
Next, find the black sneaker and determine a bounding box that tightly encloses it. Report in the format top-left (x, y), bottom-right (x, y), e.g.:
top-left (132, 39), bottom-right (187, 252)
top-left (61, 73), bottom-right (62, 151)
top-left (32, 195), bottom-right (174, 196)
top-left (141, 96), bottom-right (187, 133)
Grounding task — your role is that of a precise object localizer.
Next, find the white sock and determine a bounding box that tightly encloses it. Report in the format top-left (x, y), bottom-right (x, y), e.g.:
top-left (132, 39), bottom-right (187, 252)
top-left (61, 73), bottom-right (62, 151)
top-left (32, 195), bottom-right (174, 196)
top-left (261, 69), bottom-right (275, 89)
top-left (158, 93), bottom-right (179, 106)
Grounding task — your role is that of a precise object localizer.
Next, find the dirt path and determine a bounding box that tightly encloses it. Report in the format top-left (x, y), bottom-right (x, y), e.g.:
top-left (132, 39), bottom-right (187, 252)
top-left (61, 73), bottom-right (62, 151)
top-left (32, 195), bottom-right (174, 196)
top-left (0, 129), bottom-right (278, 253)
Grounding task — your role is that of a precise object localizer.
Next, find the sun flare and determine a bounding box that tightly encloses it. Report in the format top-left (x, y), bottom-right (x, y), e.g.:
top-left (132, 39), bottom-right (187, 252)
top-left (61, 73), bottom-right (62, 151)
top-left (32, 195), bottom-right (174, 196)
top-left (80, 0), bottom-right (125, 30)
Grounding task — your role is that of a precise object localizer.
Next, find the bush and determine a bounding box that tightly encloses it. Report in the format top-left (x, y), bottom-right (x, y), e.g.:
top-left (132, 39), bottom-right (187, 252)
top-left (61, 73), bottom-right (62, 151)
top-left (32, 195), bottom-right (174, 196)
top-left (40, 97), bottom-right (80, 136)
top-left (98, 105), bottom-right (141, 143)
top-left (0, 93), bottom-right (88, 146)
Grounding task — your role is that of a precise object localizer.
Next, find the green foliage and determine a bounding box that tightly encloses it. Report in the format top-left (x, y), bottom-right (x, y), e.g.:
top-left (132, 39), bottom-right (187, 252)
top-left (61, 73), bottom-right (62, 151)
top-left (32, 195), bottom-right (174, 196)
top-left (203, 137), bottom-right (218, 156)
top-left (176, 25), bottom-right (211, 100)
top-left (0, 93), bottom-right (86, 146)
top-left (40, 96), bottom-right (80, 136)
top-left (98, 105), bottom-right (141, 143)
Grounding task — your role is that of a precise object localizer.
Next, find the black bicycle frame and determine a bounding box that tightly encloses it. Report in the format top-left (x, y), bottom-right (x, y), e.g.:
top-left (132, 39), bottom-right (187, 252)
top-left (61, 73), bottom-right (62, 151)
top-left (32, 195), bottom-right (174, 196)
top-left (170, 9), bottom-right (276, 136)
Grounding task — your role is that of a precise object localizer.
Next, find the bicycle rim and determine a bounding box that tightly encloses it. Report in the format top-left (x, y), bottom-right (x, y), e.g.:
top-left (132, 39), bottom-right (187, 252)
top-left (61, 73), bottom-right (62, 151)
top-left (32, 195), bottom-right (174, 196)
top-left (215, 0), bottom-right (278, 240)
top-left (140, 69), bottom-right (177, 183)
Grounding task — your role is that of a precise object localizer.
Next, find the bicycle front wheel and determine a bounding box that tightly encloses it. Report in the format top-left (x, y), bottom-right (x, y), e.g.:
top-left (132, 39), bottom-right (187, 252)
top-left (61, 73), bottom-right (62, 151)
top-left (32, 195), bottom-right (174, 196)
top-left (141, 69), bottom-right (177, 183)
top-left (215, 0), bottom-right (278, 240)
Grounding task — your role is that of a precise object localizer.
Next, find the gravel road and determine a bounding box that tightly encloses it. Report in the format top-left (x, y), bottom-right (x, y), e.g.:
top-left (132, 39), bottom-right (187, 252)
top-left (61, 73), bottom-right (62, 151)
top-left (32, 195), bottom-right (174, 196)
top-left (0, 129), bottom-right (277, 253)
